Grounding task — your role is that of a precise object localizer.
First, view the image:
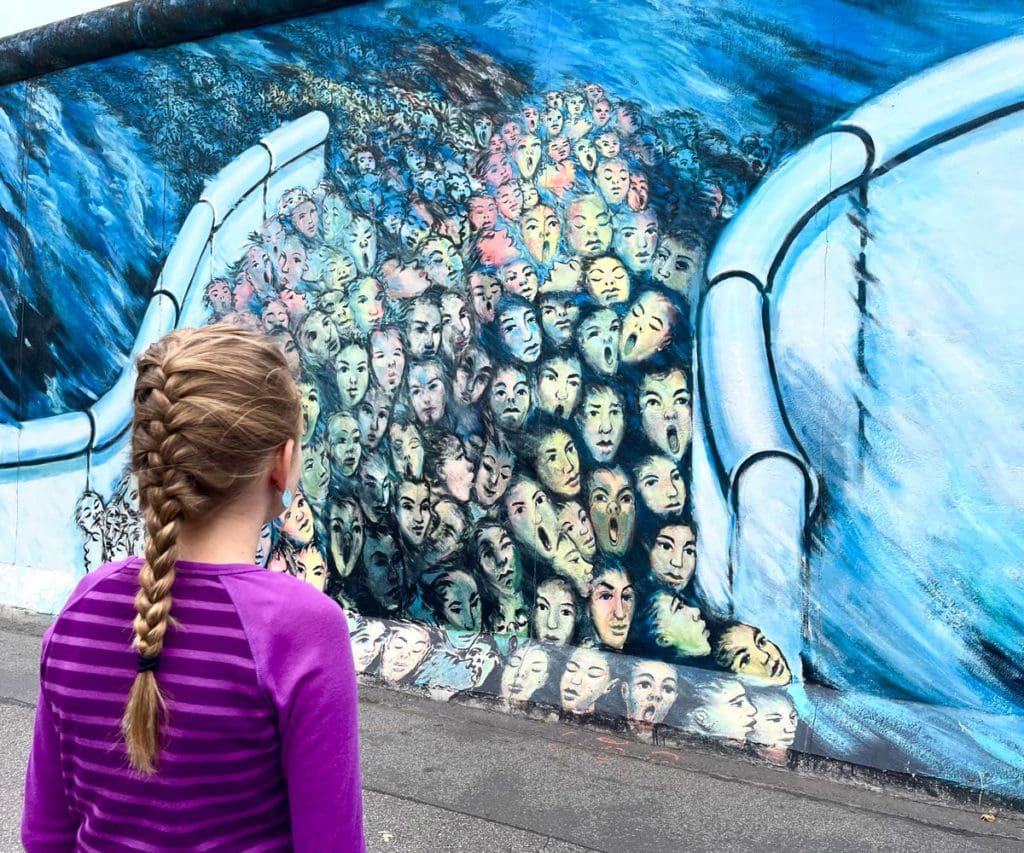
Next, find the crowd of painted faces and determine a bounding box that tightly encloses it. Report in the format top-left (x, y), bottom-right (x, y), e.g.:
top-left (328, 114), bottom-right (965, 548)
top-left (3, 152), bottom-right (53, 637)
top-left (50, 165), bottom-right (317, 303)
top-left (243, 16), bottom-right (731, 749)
top-left (194, 81), bottom-right (797, 752)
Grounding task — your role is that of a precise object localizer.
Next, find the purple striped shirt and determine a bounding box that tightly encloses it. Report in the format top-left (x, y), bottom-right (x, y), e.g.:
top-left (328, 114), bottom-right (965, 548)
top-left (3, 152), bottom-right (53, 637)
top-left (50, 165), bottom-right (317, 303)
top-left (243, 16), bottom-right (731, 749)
top-left (22, 557), bottom-right (365, 852)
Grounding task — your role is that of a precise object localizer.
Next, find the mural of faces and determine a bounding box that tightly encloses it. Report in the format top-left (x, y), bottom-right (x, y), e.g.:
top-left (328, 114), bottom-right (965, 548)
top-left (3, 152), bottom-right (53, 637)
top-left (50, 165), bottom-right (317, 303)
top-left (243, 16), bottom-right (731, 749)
top-left (408, 361), bottom-right (447, 426)
top-left (389, 421), bottom-right (424, 479)
top-left (328, 413), bottom-right (362, 477)
top-left (380, 623), bottom-right (431, 683)
top-left (476, 523), bottom-right (521, 595)
top-left (474, 439), bottom-right (515, 507)
top-left (505, 477), bottom-right (559, 560)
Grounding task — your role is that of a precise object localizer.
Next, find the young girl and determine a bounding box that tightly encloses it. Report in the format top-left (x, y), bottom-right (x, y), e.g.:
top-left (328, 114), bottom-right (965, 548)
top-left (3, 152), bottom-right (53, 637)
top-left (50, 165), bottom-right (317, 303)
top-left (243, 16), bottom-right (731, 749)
top-left (23, 326), bottom-right (365, 851)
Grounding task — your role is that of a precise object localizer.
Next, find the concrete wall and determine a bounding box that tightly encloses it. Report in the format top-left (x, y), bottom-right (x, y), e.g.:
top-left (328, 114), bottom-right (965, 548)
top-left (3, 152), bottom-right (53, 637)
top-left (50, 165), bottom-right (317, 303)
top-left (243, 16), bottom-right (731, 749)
top-left (1, 0), bottom-right (1023, 802)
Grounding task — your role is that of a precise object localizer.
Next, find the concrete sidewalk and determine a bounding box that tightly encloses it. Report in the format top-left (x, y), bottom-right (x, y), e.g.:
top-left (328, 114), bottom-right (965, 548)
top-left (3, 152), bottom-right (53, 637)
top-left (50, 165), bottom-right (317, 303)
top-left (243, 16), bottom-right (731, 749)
top-left (3, 613), bottom-right (1023, 852)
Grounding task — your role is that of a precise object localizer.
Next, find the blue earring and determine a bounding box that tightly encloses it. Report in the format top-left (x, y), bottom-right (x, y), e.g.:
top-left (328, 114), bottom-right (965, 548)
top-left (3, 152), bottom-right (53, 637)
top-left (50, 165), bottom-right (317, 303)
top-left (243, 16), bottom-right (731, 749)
top-left (281, 488), bottom-right (294, 509)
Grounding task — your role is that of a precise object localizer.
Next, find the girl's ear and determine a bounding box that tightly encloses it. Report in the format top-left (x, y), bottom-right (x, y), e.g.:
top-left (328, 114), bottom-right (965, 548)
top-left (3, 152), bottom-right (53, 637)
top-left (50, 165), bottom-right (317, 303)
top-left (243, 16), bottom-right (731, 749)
top-left (270, 438), bottom-right (297, 493)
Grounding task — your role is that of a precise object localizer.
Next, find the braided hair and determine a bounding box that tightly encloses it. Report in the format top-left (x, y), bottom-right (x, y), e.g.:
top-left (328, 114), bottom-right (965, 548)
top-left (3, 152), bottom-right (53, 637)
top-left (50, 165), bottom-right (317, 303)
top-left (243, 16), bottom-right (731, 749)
top-left (123, 325), bottom-right (301, 773)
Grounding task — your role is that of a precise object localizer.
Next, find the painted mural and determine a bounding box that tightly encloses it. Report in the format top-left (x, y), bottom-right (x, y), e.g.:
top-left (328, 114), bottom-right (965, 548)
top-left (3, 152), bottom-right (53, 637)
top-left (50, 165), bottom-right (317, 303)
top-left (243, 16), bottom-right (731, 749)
top-left (2, 0), bottom-right (1024, 799)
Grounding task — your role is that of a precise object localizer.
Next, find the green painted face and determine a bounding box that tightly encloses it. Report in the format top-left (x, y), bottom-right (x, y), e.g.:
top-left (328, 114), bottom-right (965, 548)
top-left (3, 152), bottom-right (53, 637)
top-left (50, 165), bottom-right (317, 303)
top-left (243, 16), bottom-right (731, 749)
top-left (650, 591), bottom-right (711, 657)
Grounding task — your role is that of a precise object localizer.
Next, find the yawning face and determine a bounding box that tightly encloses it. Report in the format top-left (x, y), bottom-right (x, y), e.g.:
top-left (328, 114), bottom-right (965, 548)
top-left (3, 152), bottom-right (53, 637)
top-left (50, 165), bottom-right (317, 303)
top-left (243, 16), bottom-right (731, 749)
top-left (504, 477), bottom-right (560, 560)
top-left (587, 467), bottom-right (636, 556)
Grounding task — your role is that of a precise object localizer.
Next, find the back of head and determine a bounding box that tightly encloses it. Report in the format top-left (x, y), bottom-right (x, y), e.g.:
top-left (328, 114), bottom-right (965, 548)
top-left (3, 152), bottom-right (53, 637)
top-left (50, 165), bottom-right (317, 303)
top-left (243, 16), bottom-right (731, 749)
top-left (124, 325), bottom-right (300, 773)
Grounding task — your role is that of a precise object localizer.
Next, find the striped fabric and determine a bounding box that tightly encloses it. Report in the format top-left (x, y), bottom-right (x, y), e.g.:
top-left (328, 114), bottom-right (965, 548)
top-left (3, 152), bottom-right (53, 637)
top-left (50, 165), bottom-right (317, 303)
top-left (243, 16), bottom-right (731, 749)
top-left (23, 558), bottom-right (365, 852)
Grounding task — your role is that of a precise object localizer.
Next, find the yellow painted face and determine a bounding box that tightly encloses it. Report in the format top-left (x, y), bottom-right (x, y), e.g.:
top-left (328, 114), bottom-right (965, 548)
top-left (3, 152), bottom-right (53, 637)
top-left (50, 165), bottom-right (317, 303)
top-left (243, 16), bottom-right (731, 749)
top-left (585, 255), bottom-right (630, 306)
top-left (620, 291), bottom-right (674, 364)
top-left (565, 195), bottom-right (612, 258)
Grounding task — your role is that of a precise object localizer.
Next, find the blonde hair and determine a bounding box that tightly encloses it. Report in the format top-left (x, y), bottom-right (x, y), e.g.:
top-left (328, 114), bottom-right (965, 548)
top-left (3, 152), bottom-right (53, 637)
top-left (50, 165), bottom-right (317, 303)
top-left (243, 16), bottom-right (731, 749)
top-left (123, 325), bottom-right (301, 773)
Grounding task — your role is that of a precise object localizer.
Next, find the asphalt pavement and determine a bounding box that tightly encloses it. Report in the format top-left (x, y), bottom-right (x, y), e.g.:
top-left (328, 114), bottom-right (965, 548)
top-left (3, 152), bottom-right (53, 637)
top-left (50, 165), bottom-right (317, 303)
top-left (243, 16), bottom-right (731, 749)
top-left (2, 610), bottom-right (1023, 852)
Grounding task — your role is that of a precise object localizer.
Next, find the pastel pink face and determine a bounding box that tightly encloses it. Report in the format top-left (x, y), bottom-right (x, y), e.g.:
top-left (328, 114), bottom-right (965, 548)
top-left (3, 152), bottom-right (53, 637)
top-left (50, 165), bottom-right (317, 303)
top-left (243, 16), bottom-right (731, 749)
top-left (233, 278), bottom-right (256, 312)
top-left (440, 440), bottom-right (475, 502)
top-left (522, 106), bottom-right (539, 132)
top-left (513, 134), bottom-right (543, 179)
top-left (475, 227), bottom-right (519, 267)
top-left (489, 135), bottom-right (507, 155)
top-left (470, 272), bottom-right (501, 323)
top-left (499, 261), bottom-right (539, 302)
top-left (500, 121), bottom-right (522, 148)
top-left (370, 328), bottom-right (405, 394)
top-left (242, 246), bottom-right (275, 293)
top-left (547, 136), bottom-right (571, 163)
top-left (596, 158), bottom-right (630, 206)
top-left (468, 196), bottom-right (498, 232)
top-left (291, 200), bottom-right (319, 239)
top-left (205, 279), bottom-right (232, 315)
top-left (440, 293), bottom-right (473, 358)
top-left (483, 155), bottom-right (514, 188)
top-left (496, 182), bottom-right (524, 221)
top-left (628, 173), bottom-right (649, 211)
top-left (408, 362), bottom-right (446, 426)
top-left (565, 195), bottom-right (612, 258)
top-left (383, 259), bottom-right (431, 299)
top-left (520, 204), bottom-right (561, 266)
top-left (595, 132), bottom-right (620, 158)
top-left (278, 288), bottom-right (308, 325)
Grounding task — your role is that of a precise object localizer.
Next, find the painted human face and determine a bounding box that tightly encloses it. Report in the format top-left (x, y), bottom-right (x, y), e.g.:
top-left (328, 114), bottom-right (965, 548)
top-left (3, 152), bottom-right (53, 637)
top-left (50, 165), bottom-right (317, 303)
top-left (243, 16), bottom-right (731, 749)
top-left (535, 356), bottom-right (582, 421)
top-left (474, 441), bottom-right (515, 507)
top-left (650, 525), bottom-right (697, 590)
top-left (557, 499), bottom-right (597, 559)
top-left (328, 499), bottom-right (363, 578)
top-left (350, 620), bottom-right (387, 672)
top-left (694, 680), bottom-right (757, 740)
top-left (370, 328), bottom-right (406, 395)
top-left (389, 421), bottom-right (424, 479)
top-left (495, 181), bottom-right (524, 222)
top-left (278, 288), bottom-right (308, 327)
top-left (476, 227), bottom-right (519, 267)
top-left (513, 133), bottom-right (542, 178)
top-left (535, 429), bottom-right (581, 497)
top-left (624, 661), bottom-right (678, 726)
top-left (613, 209), bottom-right (659, 273)
top-left (406, 299), bottom-right (442, 359)
top-left (470, 273), bottom-right (501, 323)
top-left (205, 279), bottom-right (232, 315)
top-left (436, 570), bottom-right (481, 632)
top-left (408, 362), bottom-right (446, 426)
top-left (324, 249), bottom-right (358, 291)
top-left (635, 455), bottom-right (685, 516)
top-left (297, 311), bottom-right (341, 367)
top-left (584, 256), bottom-right (630, 307)
top-left (328, 413), bottom-right (362, 477)
top-left (587, 467), bottom-right (635, 555)
top-left (589, 568), bottom-right (634, 649)
top-left (534, 578), bottom-right (576, 643)
top-left (639, 370), bottom-right (692, 460)
top-left (592, 99), bottom-right (612, 127)
top-left (298, 382), bottom-right (320, 445)
top-left (380, 624), bottom-right (431, 682)
top-left (278, 491), bottom-right (315, 545)
top-left (651, 592), bottom-right (711, 656)
top-left (489, 366), bottom-right (531, 431)
top-left (440, 293), bottom-right (473, 360)
top-left (400, 215), bottom-right (431, 253)
top-left (578, 386), bottom-right (624, 463)
top-left (565, 195), bottom-right (612, 258)
top-left (498, 303), bottom-right (542, 363)
top-left (348, 277), bottom-right (384, 333)
top-left (653, 235), bottom-right (705, 296)
top-left (300, 443), bottom-right (330, 503)
top-left (473, 115), bottom-right (493, 147)
top-left (316, 291), bottom-right (354, 336)
top-left (538, 294), bottom-right (579, 348)
top-left (547, 135), bottom-right (571, 163)
top-left (750, 694), bottom-right (798, 749)
top-left (501, 644), bottom-right (550, 702)
top-left (275, 237), bottom-right (307, 290)
top-left (594, 132), bottom-right (620, 159)
top-left (505, 478), bottom-right (559, 559)
top-left (428, 499), bottom-right (467, 564)
top-left (476, 525), bottom-right (521, 593)
top-left (560, 647), bottom-right (611, 714)
top-left (395, 480), bottom-right (431, 546)
top-left (437, 438), bottom-right (473, 502)
top-left (419, 237), bottom-right (464, 289)
top-left (363, 531), bottom-right (404, 612)
top-left (241, 245), bottom-right (275, 294)
top-left (520, 204), bottom-right (561, 266)
top-left (484, 155), bottom-right (514, 189)
top-left (493, 260), bottom-right (539, 304)
top-left (291, 199), bottom-right (319, 240)
top-left (296, 546), bottom-right (327, 592)
top-left (468, 196), bottom-right (498, 232)
top-left (573, 138), bottom-right (597, 173)
top-left (620, 292), bottom-right (674, 363)
top-left (719, 625), bottom-right (792, 684)
top-left (542, 108), bottom-right (564, 137)
top-left (519, 179), bottom-right (540, 210)
top-left (355, 150), bottom-right (376, 174)
top-left (627, 173), bottom-right (649, 212)
top-left (453, 348), bottom-right (493, 406)
top-left (355, 390), bottom-right (391, 451)
top-left (522, 106), bottom-right (539, 132)
top-left (595, 158), bottom-right (629, 206)
top-left (336, 343), bottom-right (370, 408)
top-left (321, 196), bottom-right (352, 247)
top-left (344, 216), bottom-right (378, 275)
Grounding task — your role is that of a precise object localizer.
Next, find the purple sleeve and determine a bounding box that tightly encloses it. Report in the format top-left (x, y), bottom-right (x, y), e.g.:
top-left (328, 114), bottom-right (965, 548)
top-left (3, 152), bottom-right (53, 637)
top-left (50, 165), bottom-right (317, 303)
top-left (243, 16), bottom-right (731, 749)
top-left (226, 573), bottom-right (365, 853)
top-left (23, 632), bottom-right (79, 852)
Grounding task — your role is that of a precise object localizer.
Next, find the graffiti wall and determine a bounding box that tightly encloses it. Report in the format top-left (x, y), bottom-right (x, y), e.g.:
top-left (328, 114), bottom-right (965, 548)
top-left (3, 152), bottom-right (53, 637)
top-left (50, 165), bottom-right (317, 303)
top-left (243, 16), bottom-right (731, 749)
top-left (2, 0), bottom-right (1023, 800)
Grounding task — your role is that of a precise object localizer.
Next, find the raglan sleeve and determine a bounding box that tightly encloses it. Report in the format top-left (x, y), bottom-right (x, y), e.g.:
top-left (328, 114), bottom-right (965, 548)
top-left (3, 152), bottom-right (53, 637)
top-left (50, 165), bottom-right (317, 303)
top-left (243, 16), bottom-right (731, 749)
top-left (22, 631), bottom-right (80, 852)
top-left (236, 574), bottom-right (366, 853)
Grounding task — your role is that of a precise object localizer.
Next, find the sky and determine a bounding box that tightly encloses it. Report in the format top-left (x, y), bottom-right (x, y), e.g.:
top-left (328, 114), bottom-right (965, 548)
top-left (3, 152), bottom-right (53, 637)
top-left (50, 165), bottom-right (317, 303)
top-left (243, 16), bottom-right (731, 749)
top-left (0, 0), bottom-right (118, 39)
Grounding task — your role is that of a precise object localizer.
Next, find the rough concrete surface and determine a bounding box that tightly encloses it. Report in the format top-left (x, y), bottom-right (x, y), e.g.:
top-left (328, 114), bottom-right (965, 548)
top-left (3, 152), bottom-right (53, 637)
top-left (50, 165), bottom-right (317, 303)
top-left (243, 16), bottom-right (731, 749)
top-left (2, 615), bottom-right (1023, 852)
